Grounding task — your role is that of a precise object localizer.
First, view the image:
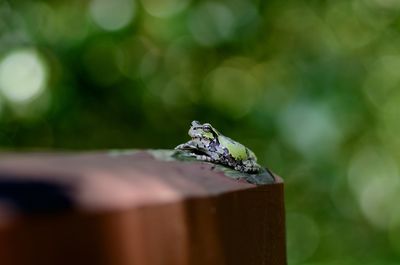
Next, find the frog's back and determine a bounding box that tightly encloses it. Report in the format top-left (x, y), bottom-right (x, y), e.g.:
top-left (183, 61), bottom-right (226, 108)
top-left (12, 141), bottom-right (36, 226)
top-left (218, 136), bottom-right (254, 161)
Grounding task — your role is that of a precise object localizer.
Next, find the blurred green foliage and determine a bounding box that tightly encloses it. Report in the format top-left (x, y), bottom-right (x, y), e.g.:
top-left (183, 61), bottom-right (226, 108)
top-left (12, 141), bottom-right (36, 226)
top-left (1, 0), bottom-right (400, 264)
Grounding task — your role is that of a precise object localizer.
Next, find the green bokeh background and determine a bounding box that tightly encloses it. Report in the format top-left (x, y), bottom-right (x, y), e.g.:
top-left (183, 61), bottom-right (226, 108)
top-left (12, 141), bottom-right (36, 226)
top-left (1, 0), bottom-right (400, 264)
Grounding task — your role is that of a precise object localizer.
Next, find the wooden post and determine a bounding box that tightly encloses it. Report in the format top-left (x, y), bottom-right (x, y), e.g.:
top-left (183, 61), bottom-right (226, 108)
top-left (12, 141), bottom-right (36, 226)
top-left (0, 150), bottom-right (286, 265)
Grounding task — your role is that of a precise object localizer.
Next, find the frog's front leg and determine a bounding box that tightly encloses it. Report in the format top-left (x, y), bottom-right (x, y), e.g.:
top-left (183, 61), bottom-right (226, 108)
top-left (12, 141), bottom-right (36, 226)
top-left (179, 150), bottom-right (215, 163)
top-left (175, 141), bottom-right (215, 162)
top-left (175, 141), bottom-right (198, 150)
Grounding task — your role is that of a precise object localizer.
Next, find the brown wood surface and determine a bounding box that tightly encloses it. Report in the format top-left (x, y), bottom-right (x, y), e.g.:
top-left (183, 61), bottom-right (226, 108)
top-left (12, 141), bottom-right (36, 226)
top-left (0, 150), bottom-right (286, 265)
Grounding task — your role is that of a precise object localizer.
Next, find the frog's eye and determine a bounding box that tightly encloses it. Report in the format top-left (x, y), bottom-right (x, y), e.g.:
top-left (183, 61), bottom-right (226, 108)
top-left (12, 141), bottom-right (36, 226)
top-left (203, 124), bottom-right (212, 132)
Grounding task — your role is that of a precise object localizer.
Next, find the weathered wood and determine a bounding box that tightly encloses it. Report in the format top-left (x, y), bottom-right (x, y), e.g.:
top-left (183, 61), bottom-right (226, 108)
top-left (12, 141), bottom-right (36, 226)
top-left (0, 150), bottom-right (286, 265)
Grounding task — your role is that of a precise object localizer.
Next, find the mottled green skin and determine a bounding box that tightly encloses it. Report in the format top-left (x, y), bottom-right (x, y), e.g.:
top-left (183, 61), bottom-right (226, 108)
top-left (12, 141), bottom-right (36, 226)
top-left (175, 121), bottom-right (262, 173)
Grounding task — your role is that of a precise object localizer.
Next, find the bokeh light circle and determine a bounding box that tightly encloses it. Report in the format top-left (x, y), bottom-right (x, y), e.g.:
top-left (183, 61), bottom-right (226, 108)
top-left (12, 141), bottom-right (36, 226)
top-left (0, 49), bottom-right (48, 104)
top-left (278, 102), bottom-right (342, 158)
top-left (348, 146), bottom-right (399, 229)
top-left (286, 212), bottom-right (320, 263)
top-left (360, 177), bottom-right (399, 229)
top-left (204, 66), bottom-right (260, 117)
top-left (188, 2), bottom-right (234, 46)
top-left (89, 0), bottom-right (136, 31)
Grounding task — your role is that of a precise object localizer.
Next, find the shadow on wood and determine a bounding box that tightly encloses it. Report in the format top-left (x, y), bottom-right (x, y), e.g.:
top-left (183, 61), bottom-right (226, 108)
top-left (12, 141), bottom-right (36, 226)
top-left (0, 150), bottom-right (286, 265)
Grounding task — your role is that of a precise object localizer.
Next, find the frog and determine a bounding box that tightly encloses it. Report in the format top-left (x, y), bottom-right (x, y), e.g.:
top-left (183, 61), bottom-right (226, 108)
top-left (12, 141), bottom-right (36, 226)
top-left (175, 121), bottom-right (262, 173)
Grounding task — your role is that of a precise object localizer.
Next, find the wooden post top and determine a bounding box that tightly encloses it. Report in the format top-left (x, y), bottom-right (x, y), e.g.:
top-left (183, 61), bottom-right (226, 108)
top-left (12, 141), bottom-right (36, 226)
top-left (0, 150), bottom-right (280, 217)
top-left (0, 150), bottom-right (286, 265)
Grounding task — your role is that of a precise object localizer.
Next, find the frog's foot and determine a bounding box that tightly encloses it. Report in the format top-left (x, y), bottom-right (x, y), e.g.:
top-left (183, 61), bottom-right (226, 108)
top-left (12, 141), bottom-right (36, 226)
top-left (234, 163), bottom-right (262, 174)
top-left (234, 164), bottom-right (248, 173)
top-left (192, 154), bottom-right (214, 162)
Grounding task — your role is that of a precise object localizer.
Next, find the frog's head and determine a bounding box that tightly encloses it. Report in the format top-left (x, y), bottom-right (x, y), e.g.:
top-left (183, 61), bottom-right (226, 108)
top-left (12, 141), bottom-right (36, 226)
top-left (188, 121), bottom-right (219, 142)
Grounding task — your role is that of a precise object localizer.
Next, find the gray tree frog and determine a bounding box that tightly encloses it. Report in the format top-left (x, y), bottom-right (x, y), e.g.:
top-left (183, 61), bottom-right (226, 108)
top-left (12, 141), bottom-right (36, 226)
top-left (175, 121), bottom-right (262, 173)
